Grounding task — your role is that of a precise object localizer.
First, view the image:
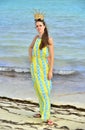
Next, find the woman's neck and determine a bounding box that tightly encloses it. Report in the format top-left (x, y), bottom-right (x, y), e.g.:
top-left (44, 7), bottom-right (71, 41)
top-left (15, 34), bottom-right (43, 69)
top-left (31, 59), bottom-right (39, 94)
top-left (38, 34), bottom-right (42, 38)
top-left (39, 32), bottom-right (44, 38)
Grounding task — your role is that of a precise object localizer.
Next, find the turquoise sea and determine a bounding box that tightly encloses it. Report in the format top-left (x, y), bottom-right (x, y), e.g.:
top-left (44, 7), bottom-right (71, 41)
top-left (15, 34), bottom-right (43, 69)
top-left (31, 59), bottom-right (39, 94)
top-left (0, 0), bottom-right (85, 74)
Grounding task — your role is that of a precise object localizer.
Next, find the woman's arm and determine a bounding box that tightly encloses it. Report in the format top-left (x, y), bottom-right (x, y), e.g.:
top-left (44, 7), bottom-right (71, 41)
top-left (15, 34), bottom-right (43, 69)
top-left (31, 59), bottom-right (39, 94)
top-left (48, 37), bottom-right (54, 80)
top-left (28, 35), bottom-right (38, 63)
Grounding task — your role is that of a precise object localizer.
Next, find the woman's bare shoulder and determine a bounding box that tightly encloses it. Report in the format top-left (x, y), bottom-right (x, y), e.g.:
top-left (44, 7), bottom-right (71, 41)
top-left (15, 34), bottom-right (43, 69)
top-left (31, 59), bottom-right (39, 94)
top-left (29, 35), bottom-right (39, 48)
top-left (48, 37), bottom-right (53, 45)
top-left (33, 35), bottom-right (39, 40)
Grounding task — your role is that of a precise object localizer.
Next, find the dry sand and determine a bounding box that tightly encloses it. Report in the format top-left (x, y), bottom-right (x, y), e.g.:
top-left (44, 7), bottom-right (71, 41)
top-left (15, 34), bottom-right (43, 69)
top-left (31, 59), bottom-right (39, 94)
top-left (0, 97), bottom-right (85, 130)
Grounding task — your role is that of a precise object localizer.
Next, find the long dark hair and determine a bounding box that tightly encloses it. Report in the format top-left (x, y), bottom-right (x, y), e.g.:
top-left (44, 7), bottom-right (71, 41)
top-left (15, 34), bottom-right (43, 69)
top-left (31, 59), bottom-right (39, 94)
top-left (35, 19), bottom-right (50, 50)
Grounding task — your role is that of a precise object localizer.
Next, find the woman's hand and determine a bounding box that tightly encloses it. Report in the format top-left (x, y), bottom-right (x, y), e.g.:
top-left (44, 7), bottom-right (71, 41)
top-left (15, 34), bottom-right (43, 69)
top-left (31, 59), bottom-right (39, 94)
top-left (47, 70), bottom-right (53, 80)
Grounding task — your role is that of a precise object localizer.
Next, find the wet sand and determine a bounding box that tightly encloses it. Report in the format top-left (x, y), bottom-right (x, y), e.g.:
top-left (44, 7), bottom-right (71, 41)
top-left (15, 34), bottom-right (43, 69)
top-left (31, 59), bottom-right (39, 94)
top-left (0, 71), bottom-right (85, 108)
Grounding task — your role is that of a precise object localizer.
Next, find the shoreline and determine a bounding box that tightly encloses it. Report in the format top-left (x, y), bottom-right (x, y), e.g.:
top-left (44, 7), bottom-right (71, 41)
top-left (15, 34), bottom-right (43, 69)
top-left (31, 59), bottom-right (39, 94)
top-left (0, 71), bottom-right (85, 109)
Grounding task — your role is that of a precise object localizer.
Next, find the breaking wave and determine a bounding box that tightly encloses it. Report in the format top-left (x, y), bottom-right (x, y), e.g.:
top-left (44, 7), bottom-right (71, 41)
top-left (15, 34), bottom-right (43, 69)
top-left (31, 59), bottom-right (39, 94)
top-left (0, 66), bottom-right (76, 75)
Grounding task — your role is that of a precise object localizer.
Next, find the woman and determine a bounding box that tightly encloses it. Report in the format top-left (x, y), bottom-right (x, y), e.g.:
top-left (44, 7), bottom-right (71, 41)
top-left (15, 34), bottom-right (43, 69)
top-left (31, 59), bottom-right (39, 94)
top-left (29, 12), bottom-right (54, 125)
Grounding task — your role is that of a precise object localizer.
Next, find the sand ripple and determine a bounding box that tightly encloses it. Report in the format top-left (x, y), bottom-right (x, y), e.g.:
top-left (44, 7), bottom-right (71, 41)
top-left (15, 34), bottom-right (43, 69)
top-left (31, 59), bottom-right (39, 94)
top-left (0, 97), bottom-right (85, 130)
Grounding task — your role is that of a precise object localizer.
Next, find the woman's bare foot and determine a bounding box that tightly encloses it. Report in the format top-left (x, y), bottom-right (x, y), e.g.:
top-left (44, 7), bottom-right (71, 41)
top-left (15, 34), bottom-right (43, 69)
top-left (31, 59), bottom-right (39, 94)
top-left (33, 114), bottom-right (41, 118)
top-left (47, 119), bottom-right (53, 125)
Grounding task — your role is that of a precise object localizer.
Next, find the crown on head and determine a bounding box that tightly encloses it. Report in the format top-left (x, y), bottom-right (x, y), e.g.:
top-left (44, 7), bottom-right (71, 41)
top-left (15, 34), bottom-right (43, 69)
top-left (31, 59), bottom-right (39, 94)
top-left (34, 10), bottom-right (44, 20)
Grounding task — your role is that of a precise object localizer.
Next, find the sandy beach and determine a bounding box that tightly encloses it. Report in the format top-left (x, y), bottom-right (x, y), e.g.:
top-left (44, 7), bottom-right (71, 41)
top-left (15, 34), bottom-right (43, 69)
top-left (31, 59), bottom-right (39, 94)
top-left (0, 97), bottom-right (85, 130)
top-left (0, 71), bottom-right (85, 130)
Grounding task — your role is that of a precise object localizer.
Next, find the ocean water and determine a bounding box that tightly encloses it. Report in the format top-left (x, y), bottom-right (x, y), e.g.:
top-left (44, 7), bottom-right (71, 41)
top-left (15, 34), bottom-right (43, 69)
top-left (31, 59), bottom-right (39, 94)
top-left (0, 0), bottom-right (85, 75)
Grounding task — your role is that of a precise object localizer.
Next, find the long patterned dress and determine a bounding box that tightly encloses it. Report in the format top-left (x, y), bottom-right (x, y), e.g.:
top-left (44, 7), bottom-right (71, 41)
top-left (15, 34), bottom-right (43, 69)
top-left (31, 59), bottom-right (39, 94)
top-left (30, 37), bottom-right (52, 121)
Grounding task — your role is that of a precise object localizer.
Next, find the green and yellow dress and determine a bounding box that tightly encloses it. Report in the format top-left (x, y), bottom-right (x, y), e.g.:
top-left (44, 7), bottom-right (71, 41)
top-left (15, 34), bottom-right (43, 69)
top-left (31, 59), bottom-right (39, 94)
top-left (30, 37), bottom-right (52, 121)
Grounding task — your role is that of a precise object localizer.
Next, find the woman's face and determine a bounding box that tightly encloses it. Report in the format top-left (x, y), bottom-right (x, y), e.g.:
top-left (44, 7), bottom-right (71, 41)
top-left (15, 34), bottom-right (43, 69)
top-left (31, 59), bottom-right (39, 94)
top-left (35, 21), bottom-right (45, 35)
